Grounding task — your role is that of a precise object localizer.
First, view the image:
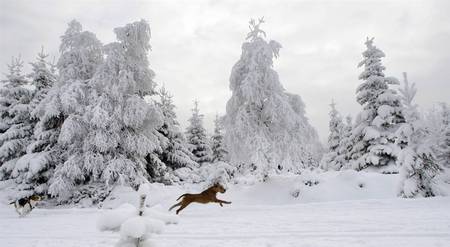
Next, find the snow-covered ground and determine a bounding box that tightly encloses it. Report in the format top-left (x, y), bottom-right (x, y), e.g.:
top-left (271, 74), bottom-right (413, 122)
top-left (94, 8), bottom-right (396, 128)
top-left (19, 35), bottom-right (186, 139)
top-left (1, 171), bottom-right (450, 247)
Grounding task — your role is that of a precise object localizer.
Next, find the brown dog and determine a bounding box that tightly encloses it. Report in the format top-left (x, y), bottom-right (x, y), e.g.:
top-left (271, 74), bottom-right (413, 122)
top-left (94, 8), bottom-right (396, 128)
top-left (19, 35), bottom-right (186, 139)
top-left (169, 183), bottom-right (231, 214)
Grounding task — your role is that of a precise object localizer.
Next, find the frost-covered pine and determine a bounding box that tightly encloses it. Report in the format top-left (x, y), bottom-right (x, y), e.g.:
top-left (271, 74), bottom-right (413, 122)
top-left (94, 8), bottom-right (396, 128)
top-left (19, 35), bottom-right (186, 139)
top-left (337, 115), bottom-right (354, 167)
top-left (156, 86), bottom-right (197, 172)
top-left (437, 104), bottom-right (450, 167)
top-left (396, 72), bottom-right (441, 197)
top-left (0, 57), bottom-right (33, 179)
top-left (186, 101), bottom-right (212, 164)
top-left (10, 48), bottom-right (58, 195)
top-left (349, 38), bottom-right (405, 171)
top-left (224, 18), bottom-right (322, 178)
top-left (50, 20), bottom-right (165, 202)
top-left (320, 100), bottom-right (345, 171)
top-left (211, 114), bottom-right (228, 162)
top-left (43, 19), bottom-right (104, 200)
top-left (327, 100), bottom-right (344, 153)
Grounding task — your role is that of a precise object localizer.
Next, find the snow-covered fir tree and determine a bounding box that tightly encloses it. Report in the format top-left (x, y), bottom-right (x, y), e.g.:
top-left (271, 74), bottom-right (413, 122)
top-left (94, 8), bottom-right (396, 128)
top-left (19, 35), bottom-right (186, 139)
top-left (186, 100), bottom-right (212, 164)
top-left (40, 19), bottom-right (104, 200)
top-left (0, 57), bottom-right (33, 179)
top-left (49, 20), bottom-right (165, 202)
top-left (224, 18), bottom-right (322, 178)
top-left (396, 72), bottom-right (441, 197)
top-left (320, 100), bottom-right (345, 171)
top-left (422, 103), bottom-right (449, 168)
top-left (10, 48), bottom-right (58, 195)
top-left (337, 115), bottom-right (354, 167)
top-left (349, 37), bottom-right (405, 171)
top-left (211, 114), bottom-right (228, 162)
top-left (156, 86), bottom-right (197, 172)
top-left (434, 103), bottom-right (449, 168)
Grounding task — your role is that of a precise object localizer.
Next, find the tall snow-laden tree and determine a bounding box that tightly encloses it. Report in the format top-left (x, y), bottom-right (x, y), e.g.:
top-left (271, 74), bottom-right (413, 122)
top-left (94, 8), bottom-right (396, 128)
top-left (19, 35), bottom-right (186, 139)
top-left (10, 48), bottom-right (58, 195)
top-left (224, 18), bottom-right (322, 179)
top-left (349, 37), bottom-right (405, 171)
top-left (0, 57), bottom-right (33, 179)
top-left (320, 100), bottom-right (345, 171)
top-left (211, 114), bottom-right (228, 162)
top-left (396, 72), bottom-right (441, 197)
top-left (37, 19), bottom-right (104, 200)
top-left (186, 100), bottom-right (212, 163)
top-left (156, 86), bottom-right (197, 171)
top-left (49, 19), bottom-right (164, 202)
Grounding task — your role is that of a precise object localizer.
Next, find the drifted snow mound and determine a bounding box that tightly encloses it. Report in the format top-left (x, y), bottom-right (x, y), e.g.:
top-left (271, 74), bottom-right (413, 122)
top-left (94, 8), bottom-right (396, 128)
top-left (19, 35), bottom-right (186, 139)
top-left (97, 203), bottom-right (178, 232)
top-left (226, 170), bottom-right (402, 205)
top-left (100, 183), bottom-right (183, 209)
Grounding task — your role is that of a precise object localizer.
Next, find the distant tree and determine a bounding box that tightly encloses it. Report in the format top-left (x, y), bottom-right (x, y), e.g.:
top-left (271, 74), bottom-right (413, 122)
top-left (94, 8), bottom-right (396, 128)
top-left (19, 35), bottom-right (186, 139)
top-left (186, 101), bottom-right (212, 164)
top-left (0, 57), bottom-right (33, 179)
top-left (211, 114), bottom-right (228, 162)
top-left (156, 86), bottom-right (197, 172)
top-left (320, 100), bottom-right (345, 170)
top-left (224, 18), bottom-right (322, 179)
top-left (338, 115), bottom-right (354, 167)
top-left (349, 38), bottom-right (405, 171)
top-left (396, 72), bottom-right (441, 197)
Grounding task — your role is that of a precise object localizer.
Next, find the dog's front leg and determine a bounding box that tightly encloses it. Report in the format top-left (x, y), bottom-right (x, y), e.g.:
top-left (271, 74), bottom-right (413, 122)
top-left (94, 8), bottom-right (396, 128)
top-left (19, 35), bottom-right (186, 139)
top-left (215, 199), bottom-right (231, 206)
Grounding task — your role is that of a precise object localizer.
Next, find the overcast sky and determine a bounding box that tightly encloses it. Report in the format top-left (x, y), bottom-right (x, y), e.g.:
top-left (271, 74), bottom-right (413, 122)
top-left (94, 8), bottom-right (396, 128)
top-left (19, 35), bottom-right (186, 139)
top-left (1, 0), bottom-right (449, 142)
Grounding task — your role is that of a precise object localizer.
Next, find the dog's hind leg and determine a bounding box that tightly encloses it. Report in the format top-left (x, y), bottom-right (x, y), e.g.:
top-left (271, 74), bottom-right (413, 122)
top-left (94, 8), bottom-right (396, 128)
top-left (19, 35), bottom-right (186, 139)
top-left (169, 202), bottom-right (181, 211)
top-left (176, 202), bottom-right (190, 215)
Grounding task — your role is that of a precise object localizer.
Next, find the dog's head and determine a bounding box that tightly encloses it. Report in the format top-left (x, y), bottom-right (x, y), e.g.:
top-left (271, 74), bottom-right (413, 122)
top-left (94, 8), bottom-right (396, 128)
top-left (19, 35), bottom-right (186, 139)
top-left (212, 183), bottom-right (226, 193)
top-left (29, 195), bottom-right (42, 201)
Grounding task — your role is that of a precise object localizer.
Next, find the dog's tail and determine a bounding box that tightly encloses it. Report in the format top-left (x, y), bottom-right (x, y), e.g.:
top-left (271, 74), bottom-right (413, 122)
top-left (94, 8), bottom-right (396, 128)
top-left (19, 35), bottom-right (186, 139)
top-left (168, 203), bottom-right (180, 211)
top-left (9, 201), bottom-right (15, 205)
top-left (176, 193), bottom-right (187, 201)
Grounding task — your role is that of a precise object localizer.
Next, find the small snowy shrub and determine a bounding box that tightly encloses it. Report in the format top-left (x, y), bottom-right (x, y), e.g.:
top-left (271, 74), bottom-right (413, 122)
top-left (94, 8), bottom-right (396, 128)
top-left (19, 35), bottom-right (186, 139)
top-left (290, 170), bottom-right (321, 198)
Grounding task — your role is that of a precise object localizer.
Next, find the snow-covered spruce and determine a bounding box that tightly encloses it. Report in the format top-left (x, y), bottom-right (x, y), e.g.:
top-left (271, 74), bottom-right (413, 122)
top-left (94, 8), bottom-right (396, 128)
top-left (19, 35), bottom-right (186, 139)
top-left (211, 114), bottom-right (228, 162)
top-left (0, 57), bottom-right (33, 180)
top-left (185, 100), bottom-right (212, 164)
top-left (337, 115), bottom-right (354, 168)
top-left (423, 103), bottom-right (450, 168)
top-left (320, 100), bottom-right (346, 171)
top-left (396, 73), bottom-right (442, 197)
top-left (155, 86), bottom-right (197, 177)
top-left (224, 18), bottom-right (322, 179)
top-left (10, 48), bottom-right (58, 196)
top-left (40, 19), bottom-right (104, 201)
top-left (349, 37), bottom-right (405, 172)
top-left (51, 19), bottom-right (166, 202)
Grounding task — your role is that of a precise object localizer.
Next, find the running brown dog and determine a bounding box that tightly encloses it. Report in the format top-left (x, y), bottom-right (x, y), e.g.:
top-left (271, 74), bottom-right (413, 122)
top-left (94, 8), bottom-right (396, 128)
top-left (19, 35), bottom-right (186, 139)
top-left (169, 183), bottom-right (231, 214)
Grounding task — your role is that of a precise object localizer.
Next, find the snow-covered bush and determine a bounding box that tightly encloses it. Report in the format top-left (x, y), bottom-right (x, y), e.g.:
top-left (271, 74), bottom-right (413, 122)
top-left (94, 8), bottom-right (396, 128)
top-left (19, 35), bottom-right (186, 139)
top-left (224, 18), bottom-right (322, 180)
top-left (290, 169), bottom-right (321, 198)
top-left (98, 184), bottom-right (178, 247)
